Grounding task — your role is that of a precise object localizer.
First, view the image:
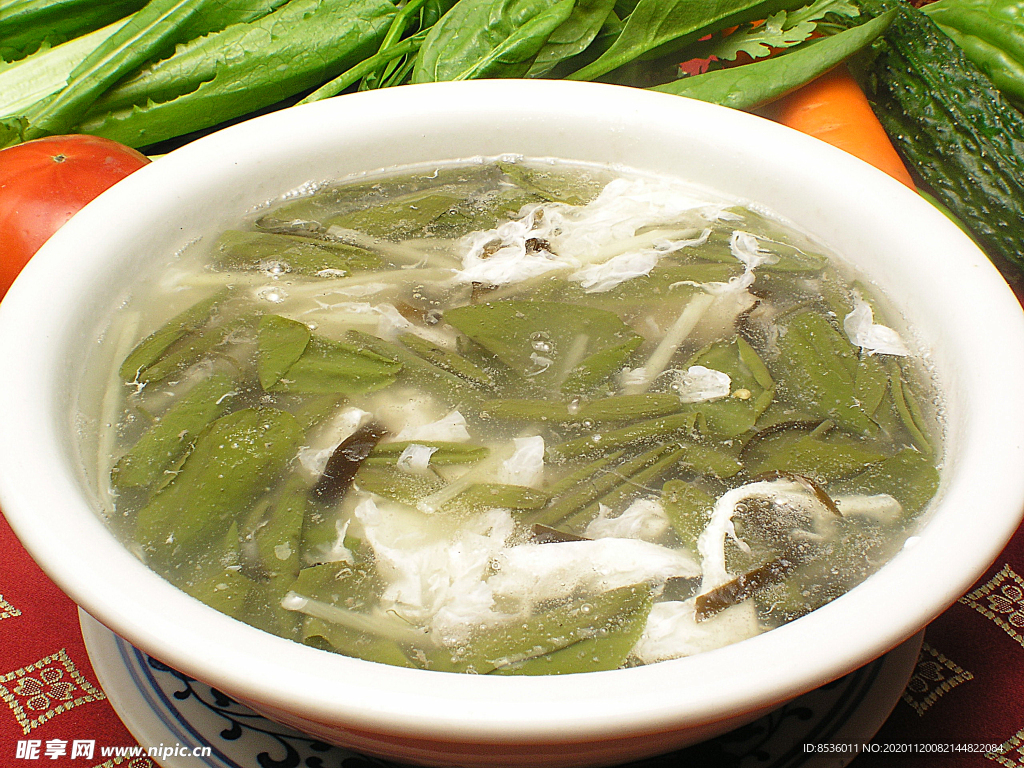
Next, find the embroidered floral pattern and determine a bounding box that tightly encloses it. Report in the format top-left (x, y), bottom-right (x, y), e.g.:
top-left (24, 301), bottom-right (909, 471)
top-left (0, 594), bottom-right (21, 621)
top-left (90, 758), bottom-right (154, 768)
top-left (0, 649), bottom-right (105, 734)
top-left (961, 564), bottom-right (1024, 648)
top-left (986, 727), bottom-right (1024, 767)
top-left (987, 584), bottom-right (1024, 627)
top-left (901, 642), bottom-right (973, 716)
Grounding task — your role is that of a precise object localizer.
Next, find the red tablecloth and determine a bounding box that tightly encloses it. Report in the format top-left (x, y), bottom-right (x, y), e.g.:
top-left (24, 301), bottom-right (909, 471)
top-left (0, 511), bottom-right (150, 767)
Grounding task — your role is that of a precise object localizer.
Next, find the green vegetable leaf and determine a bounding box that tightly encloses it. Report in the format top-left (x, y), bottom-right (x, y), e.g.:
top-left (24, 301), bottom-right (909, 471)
top-left (444, 299), bottom-right (641, 391)
top-left (16, 0), bottom-right (231, 143)
top-left (177, 522), bottom-right (253, 619)
top-left (743, 424), bottom-right (888, 481)
top-left (546, 412), bottom-right (698, 462)
top-left (840, 447), bottom-right (939, 515)
top-left (365, 441), bottom-right (490, 465)
top-left (662, 479), bottom-right (715, 548)
top-left (112, 372), bottom-right (238, 489)
top-left (257, 315), bottom-right (311, 390)
top-left (119, 289), bottom-right (229, 382)
top-left (455, 584), bottom-right (652, 674)
top-left (136, 407), bottom-right (304, 574)
top-left (300, 29), bottom-right (429, 103)
top-left (497, 161), bottom-right (604, 205)
top-left (771, 311), bottom-right (878, 435)
top-left (354, 464), bottom-right (446, 505)
top-left (213, 230), bottom-right (382, 276)
top-left (0, 17), bottom-right (132, 120)
top-left (526, 0), bottom-right (618, 77)
top-left (681, 337), bottom-right (775, 439)
top-left (398, 332), bottom-right (494, 387)
top-left (480, 392), bottom-right (681, 423)
top-left (413, 0), bottom-right (577, 82)
top-left (709, 11), bottom-right (819, 61)
top-left (0, 0), bottom-right (146, 64)
top-left (76, 0), bottom-right (396, 149)
top-left (878, 359), bottom-right (931, 455)
top-left (442, 483), bottom-right (550, 514)
top-left (347, 330), bottom-right (483, 406)
top-left (561, 336), bottom-right (643, 395)
top-left (326, 187), bottom-right (463, 239)
top-left (241, 472), bottom-right (307, 584)
top-left (293, 562), bottom-right (416, 667)
top-left (271, 336), bottom-right (400, 395)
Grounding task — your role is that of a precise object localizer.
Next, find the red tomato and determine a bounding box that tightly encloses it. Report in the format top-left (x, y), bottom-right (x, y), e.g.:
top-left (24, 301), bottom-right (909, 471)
top-left (0, 134), bottom-right (150, 300)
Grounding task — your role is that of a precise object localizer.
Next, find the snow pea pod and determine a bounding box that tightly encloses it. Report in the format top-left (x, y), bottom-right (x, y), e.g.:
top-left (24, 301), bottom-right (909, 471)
top-left (652, 10), bottom-right (894, 110)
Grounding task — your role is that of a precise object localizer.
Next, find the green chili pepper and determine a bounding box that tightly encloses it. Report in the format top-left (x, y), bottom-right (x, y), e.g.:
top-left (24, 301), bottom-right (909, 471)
top-left (925, 0), bottom-right (1024, 105)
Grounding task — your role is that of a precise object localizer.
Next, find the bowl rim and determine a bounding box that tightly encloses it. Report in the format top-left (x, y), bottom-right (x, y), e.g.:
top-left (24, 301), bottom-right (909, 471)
top-left (2, 79), bottom-right (1024, 743)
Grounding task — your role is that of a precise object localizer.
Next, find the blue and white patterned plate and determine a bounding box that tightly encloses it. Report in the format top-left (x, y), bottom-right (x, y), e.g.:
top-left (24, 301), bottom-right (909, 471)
top-left (80, 611), bottom-right (921, 768)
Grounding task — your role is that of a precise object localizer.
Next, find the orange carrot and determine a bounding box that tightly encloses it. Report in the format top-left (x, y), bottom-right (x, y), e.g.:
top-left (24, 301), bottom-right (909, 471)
top-left (765, 64), bottom-right (916, 190)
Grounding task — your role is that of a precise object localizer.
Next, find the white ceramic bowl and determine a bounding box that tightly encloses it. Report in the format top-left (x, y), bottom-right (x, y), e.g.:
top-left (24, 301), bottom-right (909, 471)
top-left (2, 80), bottom-right (1024, 768)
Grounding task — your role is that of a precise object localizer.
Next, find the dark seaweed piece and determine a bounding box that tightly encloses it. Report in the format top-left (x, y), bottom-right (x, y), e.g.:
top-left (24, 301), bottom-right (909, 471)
top-left (695, 542), bottom-right (816, 622)
top-left (310, 422), bottom-right (388, 504)
top-left (661, 575), bottom-right (701, 602)
top-left (531, 524), bottom-right (589, 544)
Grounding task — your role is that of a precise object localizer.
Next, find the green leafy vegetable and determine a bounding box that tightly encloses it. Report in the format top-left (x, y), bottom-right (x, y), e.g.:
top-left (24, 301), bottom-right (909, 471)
top-left (444, 299), bottom-right (642, 391)
top-left (680, 337), bottom-right (775, 439)
top-left (839, 447), bottom-right (939, 514)
top-left (347, 329), bottom-right (483, 405)
top-left (456, 584), bottom-right (652, 674)
top-left (743, 423), bottom-right (887, 480)
top-left (112, 372), bottom-right (238, 489)
top-left (10, 0), bottom-right (241, 144)
top-left (213, 230), bottom-right (382, 276)
top-left (443, 482), bottom-right (550, 514)
top-left (398, 332), bottom-right (494, 387)
top-left (271, 334), bottom-right (401, 395)
top-left (662, 479), bottom-right (715, 548)
top-left (480, 392), bottom-right (681, 423)
top-left (118, 289), bottom-right (229, 382)
top-left (0, 0), bottom-right (147, 63)
top-left (136, 407), bottom-right (303, 574)
top-left (257, 315), bottom-right (311, 391)
top-left (354, 464), bottom-right (447, 505)
top-left (525, 0), bottom-right (617, 76)
top-left (292, 562), bottom-right (417, 667)
top-left (0, 16), bottom-right (133, 119)
top-left (413, 0), bottom-right (577, 82)
top-left (75, 0), bottom-right (397, 149)
top-left (365, 441), bottom-right (490, 465)
top-left (771, 310), bottom-right (880, 435)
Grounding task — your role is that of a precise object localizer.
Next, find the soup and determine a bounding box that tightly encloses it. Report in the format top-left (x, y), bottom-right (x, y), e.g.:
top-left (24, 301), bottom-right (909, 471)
top-left (89, 158), bottom-right (941, 674)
